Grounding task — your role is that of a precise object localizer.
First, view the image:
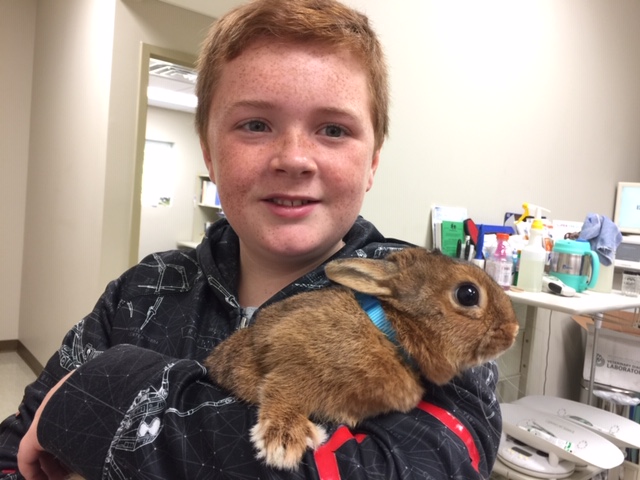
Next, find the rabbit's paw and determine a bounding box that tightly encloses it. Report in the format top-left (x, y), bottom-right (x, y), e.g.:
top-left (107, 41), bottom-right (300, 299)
top-left (250, 417), bottom-right (327, 470)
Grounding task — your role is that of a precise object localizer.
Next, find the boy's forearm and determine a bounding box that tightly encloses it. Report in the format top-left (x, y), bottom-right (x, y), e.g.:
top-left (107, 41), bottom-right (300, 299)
top-left (36, 343), bottom-right (499, 479)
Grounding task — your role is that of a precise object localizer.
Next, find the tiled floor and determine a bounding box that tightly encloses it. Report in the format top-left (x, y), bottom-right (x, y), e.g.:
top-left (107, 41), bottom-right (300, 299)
top-left (0, 351), bottom-right (37, 419)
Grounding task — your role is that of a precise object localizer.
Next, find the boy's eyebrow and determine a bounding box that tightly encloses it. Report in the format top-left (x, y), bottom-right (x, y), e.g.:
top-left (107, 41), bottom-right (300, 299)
top-left (316, 106), bottom-right (363, 121)
top-left (226, 99), bottom-right (274, 111)
top-left (226, 100), bottom-right (363, 122)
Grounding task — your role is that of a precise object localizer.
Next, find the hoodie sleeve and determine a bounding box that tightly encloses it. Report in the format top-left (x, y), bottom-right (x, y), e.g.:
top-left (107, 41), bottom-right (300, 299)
top-left (35, 344), bottom-right (500, 479)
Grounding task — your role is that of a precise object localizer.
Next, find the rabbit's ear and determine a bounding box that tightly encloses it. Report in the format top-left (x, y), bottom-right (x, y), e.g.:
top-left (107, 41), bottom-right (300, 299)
top-left (325, 258), bottom-right (399, 297)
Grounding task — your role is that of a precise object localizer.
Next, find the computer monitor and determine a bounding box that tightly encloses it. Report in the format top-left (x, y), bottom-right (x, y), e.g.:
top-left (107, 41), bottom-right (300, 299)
top-left (613, 182), bottom-right (640, 235)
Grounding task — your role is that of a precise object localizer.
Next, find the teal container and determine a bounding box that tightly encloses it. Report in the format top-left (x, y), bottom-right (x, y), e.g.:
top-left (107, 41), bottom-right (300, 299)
top-left (549, 239), bottom-right (600, 292)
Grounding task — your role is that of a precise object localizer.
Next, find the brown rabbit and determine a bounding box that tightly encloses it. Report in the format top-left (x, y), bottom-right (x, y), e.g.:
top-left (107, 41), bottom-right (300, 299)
top-left (205, 247), bottom-right (519, 470)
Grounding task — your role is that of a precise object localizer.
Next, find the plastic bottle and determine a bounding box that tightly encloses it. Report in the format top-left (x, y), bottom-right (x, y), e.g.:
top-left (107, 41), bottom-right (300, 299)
top-left (516, 207), bottom-right (548, 292)
top-left (512, 248), bottom-right (520, 286)
top-left (485, 233), bottom-right (513, 290)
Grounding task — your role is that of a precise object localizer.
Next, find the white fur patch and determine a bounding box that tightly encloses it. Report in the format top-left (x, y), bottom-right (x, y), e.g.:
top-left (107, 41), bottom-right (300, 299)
top-left (250, 420), bottom-right (329, 470)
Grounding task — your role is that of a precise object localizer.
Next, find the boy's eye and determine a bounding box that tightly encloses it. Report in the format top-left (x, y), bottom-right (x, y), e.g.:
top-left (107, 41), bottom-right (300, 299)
top-left (322, 125), bottom-right (346, 138)
top-left (242, 120), bottom-right (268, 132)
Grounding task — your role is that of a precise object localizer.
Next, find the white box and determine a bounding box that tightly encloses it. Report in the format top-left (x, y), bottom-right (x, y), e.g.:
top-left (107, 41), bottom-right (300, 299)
top-left (574, 311), bottom-right (640, 393)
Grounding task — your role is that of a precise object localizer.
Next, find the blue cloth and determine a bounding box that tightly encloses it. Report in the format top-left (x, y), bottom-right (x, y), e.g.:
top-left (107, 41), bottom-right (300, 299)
top-left (578, 213), bottom-right (622, 266)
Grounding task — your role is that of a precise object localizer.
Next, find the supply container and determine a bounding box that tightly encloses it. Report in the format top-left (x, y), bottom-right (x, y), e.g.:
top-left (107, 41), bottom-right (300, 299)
top-left (485, 233), bottom-right (512, 290)
top-left (621, 271), bottom-right (640, 297)
top-left (590, 250), bottom-right (615, 293)
top-left (511, 249), bottom-right (519, 286)
top-left (516, 207), bottom-right (547, 292)
top-left (548, 239), bottom-right (599, 293)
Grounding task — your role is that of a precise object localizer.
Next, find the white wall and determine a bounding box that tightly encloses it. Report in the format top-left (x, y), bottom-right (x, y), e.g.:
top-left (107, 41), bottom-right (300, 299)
top-left (138, 106), bottom-right (203, 260)
top-left (17, 0), bottom-right (116, 360)
top-left (350, 0), bottom-right (640, 246)
top-left (0, 0), bottom-right (36, 341)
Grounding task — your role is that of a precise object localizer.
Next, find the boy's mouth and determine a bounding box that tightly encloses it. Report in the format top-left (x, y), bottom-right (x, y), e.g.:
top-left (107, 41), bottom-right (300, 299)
top-left (269, 198), bottom-right (314, 207)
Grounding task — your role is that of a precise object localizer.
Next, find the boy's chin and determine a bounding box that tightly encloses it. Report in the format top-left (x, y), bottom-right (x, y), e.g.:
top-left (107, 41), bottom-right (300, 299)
top-left (265, 233), bottom-right (344, 261)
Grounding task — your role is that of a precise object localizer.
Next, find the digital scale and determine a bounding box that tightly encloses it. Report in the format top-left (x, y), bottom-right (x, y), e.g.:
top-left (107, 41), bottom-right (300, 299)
top-left (493, 395), bottom-right (640, 480)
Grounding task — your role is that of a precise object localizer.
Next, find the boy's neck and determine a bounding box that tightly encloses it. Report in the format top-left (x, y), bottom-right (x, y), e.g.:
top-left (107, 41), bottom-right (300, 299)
top-left (237, 259), bottom-right (309, 308)
top-left (237, 242), bottom-right (344, 307)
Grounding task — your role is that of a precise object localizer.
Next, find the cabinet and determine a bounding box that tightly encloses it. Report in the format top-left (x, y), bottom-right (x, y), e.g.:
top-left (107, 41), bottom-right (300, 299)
top-left (177, 174), bottom-right (222, 249)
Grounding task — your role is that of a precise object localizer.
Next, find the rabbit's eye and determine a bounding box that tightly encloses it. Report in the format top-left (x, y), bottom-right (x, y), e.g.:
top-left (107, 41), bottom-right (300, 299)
top-left (455, 283), bottom-right (480, 307)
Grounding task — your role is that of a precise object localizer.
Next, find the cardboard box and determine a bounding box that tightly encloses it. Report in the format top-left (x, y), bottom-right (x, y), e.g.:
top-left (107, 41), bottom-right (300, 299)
top-left (573, 310), bottom-right (640, 393)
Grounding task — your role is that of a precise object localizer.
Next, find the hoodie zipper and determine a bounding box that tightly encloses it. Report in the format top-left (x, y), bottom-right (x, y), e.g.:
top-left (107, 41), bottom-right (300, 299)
top-left (239, 314), bottom-right (250, 329)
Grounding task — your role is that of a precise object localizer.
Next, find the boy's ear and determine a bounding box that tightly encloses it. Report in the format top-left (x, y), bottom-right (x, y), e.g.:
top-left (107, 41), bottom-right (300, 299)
top-left (366, 149), bottom-right (381, 192)
top-left (201, 140), bottom-right (216, 183)
top-left (325, 257), bottom-right (397, 297)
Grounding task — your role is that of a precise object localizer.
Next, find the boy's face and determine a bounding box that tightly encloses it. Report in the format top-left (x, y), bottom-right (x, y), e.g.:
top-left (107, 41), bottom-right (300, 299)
top-left (202, 39), bottom-right (380, 268)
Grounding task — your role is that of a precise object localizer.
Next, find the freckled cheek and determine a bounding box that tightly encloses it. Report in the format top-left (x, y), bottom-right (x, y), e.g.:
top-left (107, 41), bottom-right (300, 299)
top-left (211, 144), bottom-right (262, 195)
top-left (323, 154), bottom-right (374, 193)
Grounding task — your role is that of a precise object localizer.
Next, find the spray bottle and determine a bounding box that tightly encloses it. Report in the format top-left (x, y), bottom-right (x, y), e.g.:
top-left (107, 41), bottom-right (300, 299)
top-left (516, 204), bottom-right (550, 292)
top-left (514, 203), bottom-right (549, 237)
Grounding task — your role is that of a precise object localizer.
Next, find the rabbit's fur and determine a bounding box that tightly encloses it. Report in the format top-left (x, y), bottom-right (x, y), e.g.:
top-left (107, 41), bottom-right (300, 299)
top-left (205, 248), bottom-right (519, 470)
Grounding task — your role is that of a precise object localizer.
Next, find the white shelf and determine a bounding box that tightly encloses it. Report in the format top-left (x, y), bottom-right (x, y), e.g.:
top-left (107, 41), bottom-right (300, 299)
top-left (177, 240), bottom-right (199, 249)
top-left (506, 288), bottom-right (640, 316)
top-left (198, 202), bottom-right (222, 209)
top-left (180, 174), bottom-right (223, 245)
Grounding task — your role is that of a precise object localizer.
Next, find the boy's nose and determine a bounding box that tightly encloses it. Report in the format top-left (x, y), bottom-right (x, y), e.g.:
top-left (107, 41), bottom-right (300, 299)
top-left (270, 130), bottom-right (317, 176)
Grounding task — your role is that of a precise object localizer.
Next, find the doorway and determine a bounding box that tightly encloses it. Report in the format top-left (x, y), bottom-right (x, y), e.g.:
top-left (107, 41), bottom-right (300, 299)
top-left (130, 45), bottom-right (201, 263)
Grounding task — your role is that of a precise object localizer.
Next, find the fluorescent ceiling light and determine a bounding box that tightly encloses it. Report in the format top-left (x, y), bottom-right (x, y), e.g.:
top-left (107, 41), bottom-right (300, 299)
top-left (147, 86), bottom-right (197, 113)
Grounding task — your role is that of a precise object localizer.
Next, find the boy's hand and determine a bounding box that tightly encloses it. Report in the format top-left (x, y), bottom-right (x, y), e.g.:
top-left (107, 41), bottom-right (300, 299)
top-left (18, 371), bottom-right (74, 480)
